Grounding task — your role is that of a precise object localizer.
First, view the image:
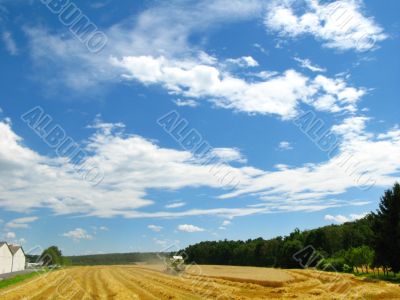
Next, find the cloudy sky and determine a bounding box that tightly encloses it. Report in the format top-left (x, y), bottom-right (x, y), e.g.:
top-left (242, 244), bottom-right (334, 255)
top-left (0, 0), bottom-right (399, 255)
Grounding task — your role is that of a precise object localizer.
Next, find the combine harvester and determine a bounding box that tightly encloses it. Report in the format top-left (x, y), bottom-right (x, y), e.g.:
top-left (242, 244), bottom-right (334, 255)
top-left (166, 255), bottom-right (185, 274)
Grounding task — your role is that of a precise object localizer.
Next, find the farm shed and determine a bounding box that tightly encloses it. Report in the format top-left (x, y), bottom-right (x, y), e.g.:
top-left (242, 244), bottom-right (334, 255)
top-left (0, 242), bottom-right (13, 274)
top-left (9, 244), bottom-right (26, 272)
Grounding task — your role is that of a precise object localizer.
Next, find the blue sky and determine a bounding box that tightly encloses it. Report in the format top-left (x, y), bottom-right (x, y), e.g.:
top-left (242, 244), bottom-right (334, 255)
top-left (0, 0), bottom-right (399, 255)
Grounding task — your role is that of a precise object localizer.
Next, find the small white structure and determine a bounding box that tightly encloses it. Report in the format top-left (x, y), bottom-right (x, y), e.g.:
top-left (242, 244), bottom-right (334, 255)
top-left (9, 245), bottom-right (26, 272)
top-left (0, 242), bottom-right (25, 274)
top-left (172, 255), bottom-right (183, 261)
top-left (0, 242), bottom-right (13, 274)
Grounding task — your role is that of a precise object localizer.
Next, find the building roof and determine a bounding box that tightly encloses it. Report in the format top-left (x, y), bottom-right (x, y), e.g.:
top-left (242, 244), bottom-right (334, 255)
top-left (0, 241), bottom-right (8, 247)
top-left (8, 245), bottom-right (22, 255)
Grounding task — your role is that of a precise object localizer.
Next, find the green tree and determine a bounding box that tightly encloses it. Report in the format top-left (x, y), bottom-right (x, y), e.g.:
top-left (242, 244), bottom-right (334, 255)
top-left (279, 240), bottom-right (303, 268)
top-left (40, 246), bottom-right (63, 266)
top-left (373, 183), bottom-right (400, 274)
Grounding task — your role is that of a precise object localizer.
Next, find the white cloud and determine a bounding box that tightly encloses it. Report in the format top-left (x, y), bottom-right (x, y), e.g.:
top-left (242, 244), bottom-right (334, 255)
top-left (264, 0), bottom-right (387, 52)
top-left (99, 226), bottom-right (108, 231)
top-left (62, 228), bottom-right (93, 241)
top-left (294, 57), bottom-right (326, 72)
top-left (111, 54), bottom-right (366, 118)
top-left (165, 201), bottom-right (186, 209)
top-left (148, 225), bottom-right (163, 232)
top-left (0, 120), bottom-right (245, 217)
top-left (324, 212), bottom-right (368, 224)
top-left (5, 232), bottom-right (16, 239)
top-left (253, 43), bottom-right (267, 54)
top-left (219, 219), bottom-right (232, 229)
top-left (226, 56), bottom-right (259, 67)
top-left (2, 31), bottom-right (18, 55)
top-left (222, 220), bottom-right (232, 226)
top-left (220, 116), bottom-right (400, 207)
top-left (25, 0), bottom-right (365, 119)
top-left (177, 224), bottom-right (205, 232)
top-left (6, 216), bottom-right (38, 229)
top-left (211, 148), bottom-right (247, 163)
top-left (1, 113), bottom-right (399, 219)
top-left (25, 0), bottom-right (264, 91)
top-left (173, 99), bottom-right (199, 107)
top-left (278, 141), bottom-right (293, 150)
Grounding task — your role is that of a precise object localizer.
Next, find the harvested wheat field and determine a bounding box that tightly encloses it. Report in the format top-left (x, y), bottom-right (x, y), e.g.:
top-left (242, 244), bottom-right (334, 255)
top-left (0, 265), bottom-right (399, 300)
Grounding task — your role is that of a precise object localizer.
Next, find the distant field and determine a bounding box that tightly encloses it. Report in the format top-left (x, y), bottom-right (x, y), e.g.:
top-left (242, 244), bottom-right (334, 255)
top-left (183, 264), bottom-right (294, 287)
top-left (1, 265), bottom-right (399, 299)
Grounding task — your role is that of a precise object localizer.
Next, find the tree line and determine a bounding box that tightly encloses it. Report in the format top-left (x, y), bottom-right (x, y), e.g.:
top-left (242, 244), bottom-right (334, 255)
top-left (182, 183), bottom-right (400, 276)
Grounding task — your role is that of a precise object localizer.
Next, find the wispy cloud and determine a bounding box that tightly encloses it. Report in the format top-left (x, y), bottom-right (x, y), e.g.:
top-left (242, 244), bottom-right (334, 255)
top-left (2, 31), bottom-right (18, 55)
top-left (1, 112), bottom-right (399, 219)
top-left (165, 202), bottom-right (186, 209)
top-left (148, 225), bottom-right (163, 232)
top-left (226, 56), bottom-right (259, 67)
top-left (294, 57), bottom-right (326, 73)
top-left (278, 141), bottom-right (293, 151)
top-left (173, 99), bottom-right (199, 107)
top-left (6, 216), bottom-right (38, 229)
top-left (5, 231), bottom-right (16, 239)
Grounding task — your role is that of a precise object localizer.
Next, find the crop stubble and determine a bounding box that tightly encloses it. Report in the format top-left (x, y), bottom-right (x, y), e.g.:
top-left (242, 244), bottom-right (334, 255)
top-left (0, 265), bottom-right (399, 299)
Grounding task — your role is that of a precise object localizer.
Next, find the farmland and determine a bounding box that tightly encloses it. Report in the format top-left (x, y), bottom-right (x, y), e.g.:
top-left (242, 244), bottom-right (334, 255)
top-left (1, 265), bottom-right (399, 299)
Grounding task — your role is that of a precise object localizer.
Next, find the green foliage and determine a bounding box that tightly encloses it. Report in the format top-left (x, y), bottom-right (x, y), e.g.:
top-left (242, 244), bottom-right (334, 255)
top-left (183, 183), bottom-right (400, 278)
top-left (373, 182), bottom-right (400, 273)
top-left (184, 215), bottom-right (375, 269)
top-left (342, 246), bottom-right (374, 273)
top-left (318, 257), bottom-right (347, 272)
top-left (342, 264), bottom-right (352, 273)
top-left (40, 246), bottom-right (63, 266)
top-left (0, 270), bottom-right (48, 290)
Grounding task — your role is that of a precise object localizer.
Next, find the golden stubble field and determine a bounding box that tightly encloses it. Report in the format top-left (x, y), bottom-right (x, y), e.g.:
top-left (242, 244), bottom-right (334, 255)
top-left (0, 264), bottom-right (399, 299)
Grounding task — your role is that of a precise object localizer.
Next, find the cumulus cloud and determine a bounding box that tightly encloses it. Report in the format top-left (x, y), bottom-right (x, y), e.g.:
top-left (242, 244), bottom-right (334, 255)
top-left (25, 0), bottom-right (366, 119)
top-left (112, 55), bottom-right (365, 118)
top-left (62, 228), bottom-right (93, 241)
top-left (177, 224), bottom-right (205, 232)
top-left (324, 212), bottom-right (368, 224)
top-left (211, 148), bottom-right (247, 163)
top-left (264, 0), bottom-right (387, 52)
top-left (6, 216), bottom-right (38, 229)
top-left (148, 225), bottom-right (163, 232)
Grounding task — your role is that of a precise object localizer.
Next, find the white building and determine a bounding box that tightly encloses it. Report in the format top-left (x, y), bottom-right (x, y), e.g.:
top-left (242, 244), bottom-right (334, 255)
top-left (0, 242), bottom-right (25, 274)
top-left (0, 242), bottom-right (13, 274)
top-left (9, 245), bottom-right (26, 272)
